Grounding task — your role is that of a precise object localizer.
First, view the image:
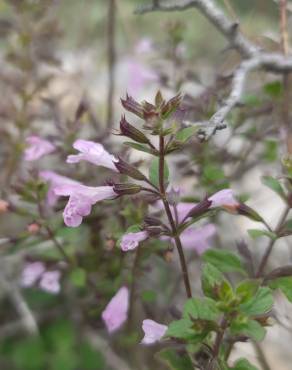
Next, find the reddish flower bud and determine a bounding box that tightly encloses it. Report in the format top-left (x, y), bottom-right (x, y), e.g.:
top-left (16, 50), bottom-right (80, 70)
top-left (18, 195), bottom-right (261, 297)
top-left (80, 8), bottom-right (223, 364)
top-left (0, 200), bottom-right (9, 214)
top-left (119, 115), bottom-right (150, 144)
top-left (113, 183), bottom-right (142, 196)
top-left (114, 158), bottom-right (147, 181)
top-left (185, 198), bottom-right (212, 220)
top-left (27, 223), bottom-right (40, 235)
top-left (121, 94), bottom-right (144, 118)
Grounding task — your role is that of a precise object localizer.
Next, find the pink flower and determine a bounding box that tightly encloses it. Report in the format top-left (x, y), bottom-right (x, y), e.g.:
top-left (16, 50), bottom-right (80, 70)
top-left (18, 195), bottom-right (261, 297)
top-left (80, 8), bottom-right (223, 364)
top-left (179, 224), bottom-right (216, 254)
top-left (67, 140), bottom-right (118, 171)
top-left (24, 136), bottom-right (56, 161)
top-left (39, 270), bottom-right (61, 294)
top-left (208, 189), bottom-right (239, 212)
top-left (141, 319), bottom-right (168, 345)
top-left (39, 170), bottom-right (81, 206)
top-left (54, 183), bottom-right (116, 227)
top-left (20, 262), bottom-right (46, 288)
top-left (126, 59), bottom-right (158, 95)
top-left (102, 286), bottom-right (129, 333)
top-left (120, 231), bottom-right (148, 251)
top-left (135, 38), bottom-right (153, 54)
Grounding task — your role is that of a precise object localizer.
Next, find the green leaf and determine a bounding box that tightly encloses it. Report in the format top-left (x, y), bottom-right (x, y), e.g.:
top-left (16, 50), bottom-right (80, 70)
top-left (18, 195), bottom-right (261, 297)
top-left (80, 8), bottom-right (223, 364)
top-left (240, 287), bottom-right (273, 316)
top-left (261, 176), bottom-right (286, 200)
top-left (166, 319), bottom-right (194, 340)
top-left (124, 141), bottom-right (157, 155)
top-left (149, 157), bottom-right (169, 187)
top-left (278, 219), bottom-right (292, 237)
top-left (230, 319), bottom-right (266, 342)
top-left (183, 297), bottom-right (220, 321)
top-left (202, 249), bottom-right (246, 275)
top-left (269, 276), bottom-right (292, 302)
top-left (236, 279), bottom-right (261, 303)
top-left (175, 126), bottom-right (198, 142)
top-left (263, 140), bottom-right (278, 162)
top-left (11, 337), bottom-right (46, 370)
top-left (201, 263), bottom-right (233, 301)
top-left (79, 343), bottom-right (106, 370)
top-left (232, 358), bottom-right (259, 370)
top-left (247, 229), bottom-right (277, 240)
top-left (69, 267), bottom-right (87, 288)
top-left (157, 349), bottom-right (194, 370)
top-left (264, 80), bottom-right (283, 98)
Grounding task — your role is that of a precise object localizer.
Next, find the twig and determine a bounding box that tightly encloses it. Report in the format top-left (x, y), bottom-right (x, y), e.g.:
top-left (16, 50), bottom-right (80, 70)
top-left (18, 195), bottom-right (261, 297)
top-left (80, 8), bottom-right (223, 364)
top-left (158, 135), bottom-right (192, 298)
top-left (256, 205), bottom-right (290, 277)
top-left (106, 0), bottom-right (117, 130)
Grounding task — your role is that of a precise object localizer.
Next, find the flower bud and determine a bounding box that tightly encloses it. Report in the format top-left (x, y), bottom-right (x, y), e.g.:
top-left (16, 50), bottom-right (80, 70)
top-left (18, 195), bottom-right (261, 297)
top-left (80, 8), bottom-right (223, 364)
top-left (237, 203), bottom-right (264, 222)
top-left (119, 115), bottom-right (150, 144)
top-left (114, 158), bottom-right (147, 181)
top-left (185, 199), bottom-right (212, 220)
top-left (113, 183), bottom-right (142, 196)
top-left (121, 94), bottom-right (144, 118)
top-left (161, 93), bottom-right (182, 118)
top-left (0, 200), bottom-right (9, 214)
top-left (27, 223), bottom-right (40, 235)
top-left (144, 216), bottom-right (163, 226)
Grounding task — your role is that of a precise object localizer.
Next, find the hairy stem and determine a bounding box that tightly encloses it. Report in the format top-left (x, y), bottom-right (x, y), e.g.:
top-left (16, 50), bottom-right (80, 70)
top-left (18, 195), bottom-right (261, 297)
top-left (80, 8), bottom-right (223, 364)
top-left (106, 0), bottom-right (117, 130)
top-left (158, 135), bottom-right (192, 298)
top-left (256, 206), bottom-right (290, 277)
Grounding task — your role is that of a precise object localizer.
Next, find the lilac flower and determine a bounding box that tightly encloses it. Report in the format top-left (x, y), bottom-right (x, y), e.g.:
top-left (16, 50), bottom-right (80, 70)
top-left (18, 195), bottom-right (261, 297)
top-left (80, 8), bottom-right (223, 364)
top-left (54, 183), bottom-right (116, 227)
top-left (208, 189), bottom-right (239, 211)
top-left (135, 38), bottom-right (153, 54)
top-left (102, 286), bottom-right (129, 333)
top-left (141, 319), bottom-right (168, 345)
top-left (179, 224), bottom-right (216, 254)
top-left (39, 270), bottom-right (61, 294)
top-left (126, 59), bottom-right (158, 95)
top-left (20, 262), bottom-right (46, 288)
top-left (120, 231), bottom-right (148, 251)
top-left (66, 140), bottom-right (118, 171)
top-left (24, 136), bottom-right (56, 161)
top-left (39, 170), bottom-right (81, 206)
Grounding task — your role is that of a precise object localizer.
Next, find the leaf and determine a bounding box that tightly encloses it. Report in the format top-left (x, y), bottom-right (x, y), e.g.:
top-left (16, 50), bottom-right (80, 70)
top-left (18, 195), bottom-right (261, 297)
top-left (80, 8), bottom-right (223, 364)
top-left (79, 343), bottom-right (106, 370)
top-left (232, 358), bottom-right (259, 370)
top-left (69, 267), bottom-right (86, 288)
top-left (166, 319), bottom-right (194, 340)
top-left (183, 296), bottom-right (220, 321)
top-left (264, 80), bottom-right (283, 98)
top-left (247, 229), bottom-right (277, 240)
top-left (261, 176), bottom-right (286, 200)
top-left (149, 157), bottom-right (169, 188)
top-left (263, 140), bottom-right (278, 162)
top-left (141, 290), bottom-right (157, 303)
top-left (202, 249), bottom-right (246, 275)
top-left (124, 141), bottom-right (157, 155)
top-left (201, 263), bottom-right (233, 301)
top-left (278, 219), bottom-right (292, 237)
top-left (157, 349), bottom-right (194, 370)
top-left (269, 276), bottom-right (292, 302)
top-left (240, 287), bottom-right (273, 316)
top-left (230, 319), bottom-right (266, 342)
top-left (175, 126), bottom-right (198, 142)
top-left (236, 279), bottom-right (261, 303)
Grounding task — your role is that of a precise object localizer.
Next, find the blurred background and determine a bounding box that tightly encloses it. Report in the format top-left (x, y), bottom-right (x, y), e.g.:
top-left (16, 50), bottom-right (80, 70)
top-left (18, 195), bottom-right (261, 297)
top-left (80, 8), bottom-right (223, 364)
top-left (0, 0), bottom-right (292, 369)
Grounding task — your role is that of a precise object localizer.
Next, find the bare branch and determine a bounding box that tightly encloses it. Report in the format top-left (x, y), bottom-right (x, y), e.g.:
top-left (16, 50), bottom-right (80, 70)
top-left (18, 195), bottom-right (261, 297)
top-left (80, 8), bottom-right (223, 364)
top-left (135, 0), bottom-right (258, 57)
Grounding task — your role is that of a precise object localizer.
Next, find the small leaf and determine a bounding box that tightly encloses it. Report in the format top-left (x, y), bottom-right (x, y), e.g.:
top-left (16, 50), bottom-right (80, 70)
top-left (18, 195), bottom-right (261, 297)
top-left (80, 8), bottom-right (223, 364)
top-left (157, 349), bottom-right (194, 370)
top-left (141, 290), bottom-right (157, 303)
top-left (240, 287), bottom-right (273, 316)
top-left (264, 80), bottom-right (283, 98)
top-left (247, 229), bottom-right (277, 240)
top-left (236, 279), bottom-right (261, 303)
top-left (124, 141), bottom-right (157, 155)
top-left (183, 296), bottom-right (220, 321)
top-left (69, 267), bottom-right (86, 288)
top-left (230, 319), bottom-right (266, 342)
top-left (269, 276), bottom-right (292, 302)
top-left (175, 126), bottom-right (198, 142)
top-left (202, 249), bottom-right (246, 275)
top-left (261, 176), bottom-right (286, 200)
top-left (232, 358), bottom-right (259, 370)
top-left (166, 319), bottom-right (194, 339)
top-left (149, 157), bottom-right (169, 188)
top-left (201, 263), bottom-right (233, 301)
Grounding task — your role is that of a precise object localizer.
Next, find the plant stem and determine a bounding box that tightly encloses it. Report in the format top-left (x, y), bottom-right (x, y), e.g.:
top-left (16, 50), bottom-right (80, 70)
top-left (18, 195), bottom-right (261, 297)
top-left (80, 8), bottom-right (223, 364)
top-left (106, 0), bottom-right (116, 130)
top-left (158, 135), bottom-right (192, 298)
top-left (256, 206), bottom-right (290, 277)
top-left (127, 246), bottom-right (142, 330)
top-left (207, 317), bottom-right (228, 369)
